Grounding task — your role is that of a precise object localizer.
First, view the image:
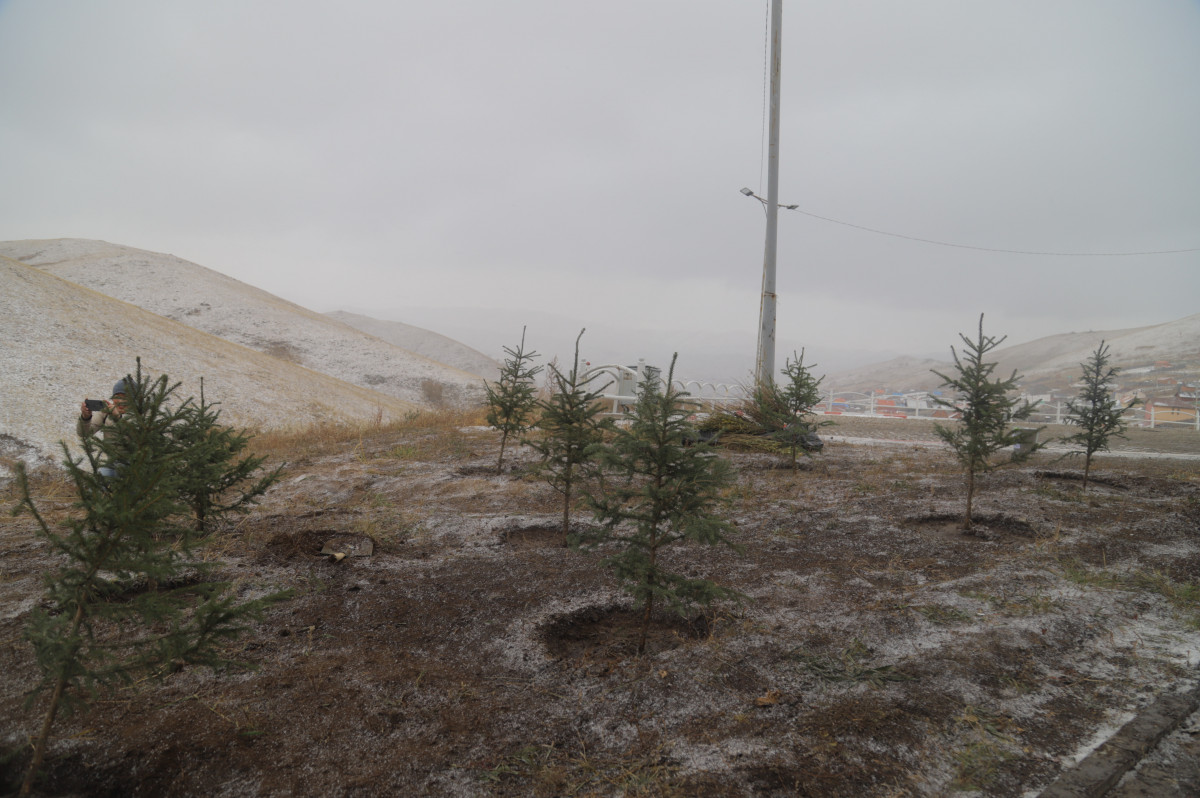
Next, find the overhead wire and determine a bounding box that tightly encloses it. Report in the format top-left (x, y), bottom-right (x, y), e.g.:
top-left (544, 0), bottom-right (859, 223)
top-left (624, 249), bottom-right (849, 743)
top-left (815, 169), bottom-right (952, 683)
top-left (745, 1), bottom-right (1196, 258)
top-left (778, 205), bottom-right (1200, 257)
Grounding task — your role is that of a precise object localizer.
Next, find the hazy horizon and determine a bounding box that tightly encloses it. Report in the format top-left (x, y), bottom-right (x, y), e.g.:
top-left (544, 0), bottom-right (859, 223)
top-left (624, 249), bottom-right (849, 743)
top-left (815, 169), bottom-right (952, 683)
top-left (2, 1), bottom-right (1197, 373)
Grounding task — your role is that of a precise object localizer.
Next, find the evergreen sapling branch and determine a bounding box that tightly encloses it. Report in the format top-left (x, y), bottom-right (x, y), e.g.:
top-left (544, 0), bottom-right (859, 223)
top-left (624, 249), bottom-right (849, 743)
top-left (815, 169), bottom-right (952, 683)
top-left (485, 326), bottom-right (542, 474)
top-left (1061, 341), bottom-right (1140, 491)
top-left (931, 314), bottom-right (1042, 530)
top-left (13, 361), bottom-right (288, 797)
top-left (525, 329), bottom-right (611, 537)
top-left (579, 354), bottom-right (741, 655)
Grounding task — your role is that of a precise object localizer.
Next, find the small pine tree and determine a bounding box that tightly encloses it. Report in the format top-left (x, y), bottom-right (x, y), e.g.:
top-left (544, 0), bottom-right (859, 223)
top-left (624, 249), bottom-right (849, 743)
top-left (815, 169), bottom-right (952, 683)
top-left (13, 363), bottom-right (287, 797)
top-left (525, 329), bottom-right (611, 536)
top-left (779, 349), bottom-right (824, 417)
top-left (769, 349), bottom-right (827, 468)
top-left (1062, 341), bottom-right (1139, 491)
top-left (712, 350), bottom-right (826, 467)
top-left (485, 326), bottom-right (542, 473)
top-left (172, 378), bottom-right (283, 532)
top-left (579, 354), bottom-right (740, 655)
top-left (931, 314), bottom-right (1042, 530)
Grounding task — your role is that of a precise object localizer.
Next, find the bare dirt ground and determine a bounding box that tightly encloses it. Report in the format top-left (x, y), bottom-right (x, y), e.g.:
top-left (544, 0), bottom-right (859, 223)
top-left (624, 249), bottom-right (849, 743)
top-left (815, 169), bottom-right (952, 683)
top-left (2, 415), bottom-right (1198, 797)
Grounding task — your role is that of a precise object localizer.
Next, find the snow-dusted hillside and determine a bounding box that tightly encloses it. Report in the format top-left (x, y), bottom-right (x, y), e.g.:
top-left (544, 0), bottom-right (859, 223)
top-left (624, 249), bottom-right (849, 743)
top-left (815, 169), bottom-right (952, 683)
top-left (826, 314), bottom-right (1200, 394)
top-left (325, 310), bottom-right (498, 381)
top-left (990, 316), bottom-right (1200, 383)
top-left (1, 256), bottom-right (418, 469)
top-left (0, 239), bottom-right (486, 408)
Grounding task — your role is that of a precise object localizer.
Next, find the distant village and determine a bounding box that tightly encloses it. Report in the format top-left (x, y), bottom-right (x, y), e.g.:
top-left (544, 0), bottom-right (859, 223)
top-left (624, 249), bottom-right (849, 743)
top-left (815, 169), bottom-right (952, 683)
top-left (824, 360), bottom-right (1199, 430)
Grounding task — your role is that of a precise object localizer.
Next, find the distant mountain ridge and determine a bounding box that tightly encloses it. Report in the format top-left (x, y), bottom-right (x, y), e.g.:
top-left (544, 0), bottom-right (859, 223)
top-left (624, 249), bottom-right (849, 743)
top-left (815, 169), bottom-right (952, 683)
top-left (826, 314), bottom-right (1200, 396)
top-left (325, 310), bottom-right (498, 381)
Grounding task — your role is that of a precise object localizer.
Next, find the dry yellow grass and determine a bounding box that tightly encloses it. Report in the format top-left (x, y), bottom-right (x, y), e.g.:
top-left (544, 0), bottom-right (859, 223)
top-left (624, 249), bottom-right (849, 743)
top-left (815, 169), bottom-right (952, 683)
top-left (248, 406), bottom-right (489, 461)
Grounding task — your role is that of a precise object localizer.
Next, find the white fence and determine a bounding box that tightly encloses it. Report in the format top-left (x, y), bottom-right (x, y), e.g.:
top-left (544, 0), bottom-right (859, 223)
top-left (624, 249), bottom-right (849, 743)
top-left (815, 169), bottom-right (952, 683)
top-left (817, 391), bottom-right (1199, 431)
top-left (1027, 401), bottom-right (1199, 431)
top-left (581, 361), bottom-right (745, 414)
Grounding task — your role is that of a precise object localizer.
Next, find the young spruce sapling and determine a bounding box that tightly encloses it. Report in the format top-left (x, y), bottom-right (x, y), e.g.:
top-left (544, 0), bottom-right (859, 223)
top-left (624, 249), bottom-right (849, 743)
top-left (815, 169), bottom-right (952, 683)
top-left (578, 354), bottom-right (741, 655)
top-left (931, 314), bottom-right (1042, 530)
top-left (485, 326), bottom-right (542, 474)
top-left (525, 329), bottom-right (611, 537)
top-left (1061, 341), bottom-right (1139, 491)
top-left (13, 363), bottom-right (287, 797)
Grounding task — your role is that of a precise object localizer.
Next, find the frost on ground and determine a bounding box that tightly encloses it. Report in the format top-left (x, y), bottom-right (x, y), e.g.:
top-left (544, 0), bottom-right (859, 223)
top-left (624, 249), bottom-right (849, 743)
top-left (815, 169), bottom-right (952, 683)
top-left (1, 416), bottom-right (1198, 797)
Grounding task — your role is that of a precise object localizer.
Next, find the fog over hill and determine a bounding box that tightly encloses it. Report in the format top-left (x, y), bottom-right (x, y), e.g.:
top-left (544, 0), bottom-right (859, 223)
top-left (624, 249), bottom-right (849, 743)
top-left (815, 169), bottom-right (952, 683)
top-left (3, 238), bottom-right (1194, 471)
top-left (325, 310), bottom-right (498, 381)
top-left (0, 239), bottom-right (487, 409)
top-left (352, 304), bottom-right (901, 388)
top-left (825, 314), bottom-right (1200, 395)
top-left (0, 255), bottom-right (418, 469)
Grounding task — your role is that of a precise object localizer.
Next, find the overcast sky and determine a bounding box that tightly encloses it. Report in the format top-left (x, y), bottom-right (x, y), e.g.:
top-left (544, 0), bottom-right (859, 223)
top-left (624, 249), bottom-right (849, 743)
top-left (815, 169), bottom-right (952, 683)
top-left (2, 1), bottom-right (1198, 380)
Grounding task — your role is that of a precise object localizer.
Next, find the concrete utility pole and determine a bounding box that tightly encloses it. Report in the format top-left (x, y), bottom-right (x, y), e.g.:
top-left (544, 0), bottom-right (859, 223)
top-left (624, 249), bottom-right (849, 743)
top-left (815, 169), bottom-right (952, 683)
top-left (755, 0), bottom-right (783, 387)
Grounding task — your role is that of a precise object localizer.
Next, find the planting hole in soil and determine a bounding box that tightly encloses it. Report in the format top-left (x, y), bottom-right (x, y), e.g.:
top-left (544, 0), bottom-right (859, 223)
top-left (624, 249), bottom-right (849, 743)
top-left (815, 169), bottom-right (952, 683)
top-left (907, 513), bottom-right (1038, 539)
top-left (541, 605), bottom-right (710, 668)
top-left (262, 529), bottom-right (334, 558)
top-left (500, 525), bottom-right (567, 548)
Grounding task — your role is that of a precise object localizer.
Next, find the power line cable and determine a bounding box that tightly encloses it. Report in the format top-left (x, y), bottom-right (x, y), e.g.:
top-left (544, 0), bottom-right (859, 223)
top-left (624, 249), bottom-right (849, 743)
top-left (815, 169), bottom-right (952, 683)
top-left (780, 205), bottom-right (1200, 257)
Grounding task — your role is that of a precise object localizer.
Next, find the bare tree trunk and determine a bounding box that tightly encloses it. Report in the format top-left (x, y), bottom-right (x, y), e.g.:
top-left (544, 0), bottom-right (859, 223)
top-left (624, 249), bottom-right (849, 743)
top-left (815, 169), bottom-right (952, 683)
top-left (638, 595), bottom-right (654, 656)
top-left (559, 462), bottom-right (575, 538)
top-left (496, 433), bottom-right (509, 474)
top-left (560, 484), bottom-right (571, 538)
top-left (638, 540), bottom-right (659, 656)
top-left (964, 470), bottom-right (976, 530)
top-left (21, 604), bottom-right (84, 797)
top-left (20, 674), bottom-right (67, 797)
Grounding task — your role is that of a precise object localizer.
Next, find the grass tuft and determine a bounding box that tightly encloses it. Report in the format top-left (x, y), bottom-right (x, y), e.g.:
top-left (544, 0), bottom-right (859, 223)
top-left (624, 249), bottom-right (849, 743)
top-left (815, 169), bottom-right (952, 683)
top-left (1061, 562), bottom-right (1200, 627)
top-left (790, 639), bottom-right (915, 687)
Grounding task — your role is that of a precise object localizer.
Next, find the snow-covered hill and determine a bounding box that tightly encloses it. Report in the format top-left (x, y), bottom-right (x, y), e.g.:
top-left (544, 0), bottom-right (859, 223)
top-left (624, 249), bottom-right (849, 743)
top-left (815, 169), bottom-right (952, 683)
top-left (826, 314), bottom-right (1200, 394)
top-left (325, 310), bottom-right (498, 381)
top-left (1, 256), bottom-right (418, 469)
top-left (0, 239), bottom-right (486, 409)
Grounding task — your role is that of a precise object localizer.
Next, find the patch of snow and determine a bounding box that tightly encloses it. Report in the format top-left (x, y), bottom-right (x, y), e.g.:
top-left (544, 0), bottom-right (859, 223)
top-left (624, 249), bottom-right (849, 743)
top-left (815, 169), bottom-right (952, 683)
top-left (0, 239), bottom-right (487, 410)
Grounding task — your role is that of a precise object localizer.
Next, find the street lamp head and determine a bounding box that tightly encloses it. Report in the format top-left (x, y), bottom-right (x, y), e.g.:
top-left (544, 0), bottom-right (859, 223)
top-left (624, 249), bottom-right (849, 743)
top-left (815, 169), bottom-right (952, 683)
top-left (739, 187), bottom-right (754, 196)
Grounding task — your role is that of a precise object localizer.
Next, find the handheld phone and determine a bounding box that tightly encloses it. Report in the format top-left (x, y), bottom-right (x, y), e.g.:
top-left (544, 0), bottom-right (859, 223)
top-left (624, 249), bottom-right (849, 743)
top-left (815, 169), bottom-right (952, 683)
top-left (84, 399), bottom-right (107, 412)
